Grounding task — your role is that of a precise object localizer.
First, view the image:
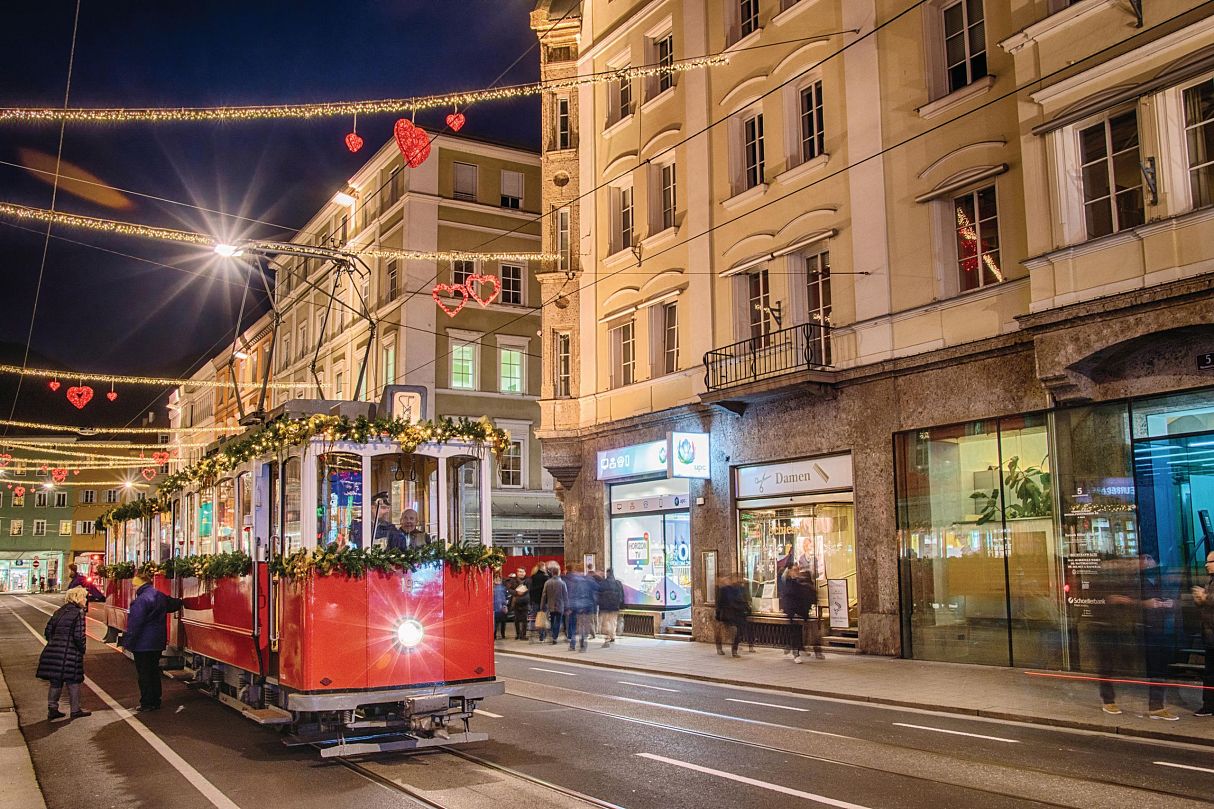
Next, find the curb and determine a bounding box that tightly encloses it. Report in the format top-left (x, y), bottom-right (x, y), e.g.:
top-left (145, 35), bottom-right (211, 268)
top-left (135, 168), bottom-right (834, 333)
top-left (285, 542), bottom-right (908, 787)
top-left (496, 647), bottom-right (1214, 749)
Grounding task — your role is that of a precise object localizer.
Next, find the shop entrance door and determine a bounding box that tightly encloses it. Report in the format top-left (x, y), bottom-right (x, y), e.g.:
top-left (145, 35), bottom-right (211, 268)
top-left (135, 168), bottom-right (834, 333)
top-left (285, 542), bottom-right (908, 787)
top-left (9, 568), bottom-right (30, 593)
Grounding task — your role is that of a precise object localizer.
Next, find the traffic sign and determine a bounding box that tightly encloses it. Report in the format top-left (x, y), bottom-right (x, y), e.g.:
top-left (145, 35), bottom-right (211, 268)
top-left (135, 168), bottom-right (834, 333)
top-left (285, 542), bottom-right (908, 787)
top-left (32, 560), bottom-right (40, 568)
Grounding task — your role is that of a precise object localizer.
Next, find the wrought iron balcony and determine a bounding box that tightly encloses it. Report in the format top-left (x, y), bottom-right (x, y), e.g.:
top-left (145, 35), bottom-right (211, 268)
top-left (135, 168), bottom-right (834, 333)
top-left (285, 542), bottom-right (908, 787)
top-left (703, 321), bottom-right (831, 392)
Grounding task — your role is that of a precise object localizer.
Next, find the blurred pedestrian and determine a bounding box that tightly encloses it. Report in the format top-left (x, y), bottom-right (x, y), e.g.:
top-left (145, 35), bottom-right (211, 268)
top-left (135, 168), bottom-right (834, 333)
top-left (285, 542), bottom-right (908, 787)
top-left (121, 573), bottom-right (183, 711)
top-left (539, 563), bottom-right (567, 643)
top-left (66, 563), bottom-right (105, 607)
top-left (566, 565), bottom-right (594, 652)
top-left (801, 569), bottom-right (824, 660)
top-left (588, 568), bottom-right (603, 640)
top-left (1192, 551), bottom-right (1214, 717)
top-left (38, 576), bottom-right (46, 593)
top-left (1140, 555), bottom-right (1178, 720)
top-left (511, 583), bottom-right (531, 641)
top-left (780, 564), bottom-right (813, 663)
top-left (716, 573), bottom-right (752, 658)
top-left (1081, 557), bottom-right (1138, 715)
top-left (528, 562), bottom-right (549, 631)
top-left (492, 575), bottom-right (509, 640)
top-left (597, 568), bottom-right (624, 647)
top-left (37, 587), bottom-right (91, 720)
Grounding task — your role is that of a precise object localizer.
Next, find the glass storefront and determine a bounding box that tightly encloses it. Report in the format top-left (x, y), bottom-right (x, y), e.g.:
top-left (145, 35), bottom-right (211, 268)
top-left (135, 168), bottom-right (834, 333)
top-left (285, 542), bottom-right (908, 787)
top-left (608, 478), bottom-right (691, 609)
top-left (898, 387), bottom-right (1214, 672)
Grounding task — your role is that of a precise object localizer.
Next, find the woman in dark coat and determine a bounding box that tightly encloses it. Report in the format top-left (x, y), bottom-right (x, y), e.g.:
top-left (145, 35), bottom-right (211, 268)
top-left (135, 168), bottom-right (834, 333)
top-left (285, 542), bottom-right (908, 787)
top-left (36, 587), bottom-right (91, 720)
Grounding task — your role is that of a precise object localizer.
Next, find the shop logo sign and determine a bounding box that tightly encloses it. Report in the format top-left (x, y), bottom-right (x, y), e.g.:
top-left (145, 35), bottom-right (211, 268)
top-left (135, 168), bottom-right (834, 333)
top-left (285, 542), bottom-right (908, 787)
top-left (736, 452), bottom-right (853, 499)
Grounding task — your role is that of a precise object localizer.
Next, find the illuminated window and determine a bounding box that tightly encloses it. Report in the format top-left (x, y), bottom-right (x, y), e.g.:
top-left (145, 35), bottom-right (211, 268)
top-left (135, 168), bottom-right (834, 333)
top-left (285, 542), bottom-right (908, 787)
top-left (450, 333), bottom-right (479, 390)
top-left (953, 185), bottom-right (1002, 292)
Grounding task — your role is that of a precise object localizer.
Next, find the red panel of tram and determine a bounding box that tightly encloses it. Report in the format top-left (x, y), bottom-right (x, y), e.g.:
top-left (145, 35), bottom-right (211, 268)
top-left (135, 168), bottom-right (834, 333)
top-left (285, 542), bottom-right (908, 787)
top-left (366, 565), bottom-right (445, 688)
top-left (441, 566), bottom-right (494, 683)
top-left (179, 564), bottom-right (269, 673)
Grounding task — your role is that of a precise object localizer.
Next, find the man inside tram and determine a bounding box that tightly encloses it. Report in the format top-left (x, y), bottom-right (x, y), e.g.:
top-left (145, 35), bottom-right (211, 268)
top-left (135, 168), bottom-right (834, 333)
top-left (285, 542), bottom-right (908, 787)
top-left (350, 493), bottom-right (403, 549)
top-left (393, 508), bottom-right (429, 549)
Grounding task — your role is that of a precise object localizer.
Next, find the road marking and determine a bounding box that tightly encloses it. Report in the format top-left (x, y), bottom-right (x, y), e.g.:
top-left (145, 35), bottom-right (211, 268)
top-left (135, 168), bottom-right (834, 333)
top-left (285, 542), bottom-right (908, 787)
top-left (892, 722), bottom-right (1019, 743)
top-left (636, 753), bottom-right (873, 808)
top-left (727, 697), bottom-right (809, 712)
top-left (529, 667), bottom-right (577, 676)
top-left (1154, 760), bottom-right (1214, 775)
top-left (7, 605), bottom-right (242, 809)
top-left (17, 595), bottom-right (105, 641)
top-left (474, 709), bottom-right (503, 718)
top-left (619, 680), bottom-right (678, 692)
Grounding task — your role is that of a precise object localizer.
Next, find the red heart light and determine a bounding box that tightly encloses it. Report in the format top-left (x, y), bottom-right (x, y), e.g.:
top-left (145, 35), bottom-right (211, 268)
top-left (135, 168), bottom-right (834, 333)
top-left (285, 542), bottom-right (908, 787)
top-left (13, 486), bottom-right (25, 497)
top-left (465, 273), bottom-right (502, 307)
top-left (106, 390), bottom-right (118, 402)
top-left (66, 386), bottom-right (93, 409)
top-left (51, 468), bottom-right (67, 483)
top-left (152, 451), bottom-right (170, 465)
top-left (431, 283), bottom-right (469, 318)
top-left (48, 379), bottom-right (61, 392)
top-left (141, 467), bottom-right (157, 481)
top-left (394, 119), bottom-right (431, 168)
top-left (445, 112), bottom-right (466, 132)
top-left (72, 469), bottom-right (79, 476)
top-left (344, 131), bottom-right (364, 153)
top-left (0, 454), bottom-right (9, 468)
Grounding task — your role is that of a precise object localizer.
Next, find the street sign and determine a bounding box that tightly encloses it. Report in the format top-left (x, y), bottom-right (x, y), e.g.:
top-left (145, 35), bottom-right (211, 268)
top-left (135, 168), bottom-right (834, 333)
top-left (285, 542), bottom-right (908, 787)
top-left (1199, 352), bottom-right (1214, 372)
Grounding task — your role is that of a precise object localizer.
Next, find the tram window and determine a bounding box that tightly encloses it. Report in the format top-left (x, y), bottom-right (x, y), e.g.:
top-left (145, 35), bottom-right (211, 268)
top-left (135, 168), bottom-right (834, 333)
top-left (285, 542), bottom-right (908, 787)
top-left (216, 478), bottom-right (236, 554)
top-left (157, 515), bottom-right (171, 563)
top-left (185, 493), bottom-right (197, 556)
top-left (237, 472), bottom-right (253, 555)
top-left (284, 457), bottom-right (302, 554)
top-left (370, 454), bottom-right (438, 547)
top-left (318, 452), bottom-right (363, 548)
top-left (171, 499), bottom-right (182, 558)
top-left (448, 456), bottom-right (482, 545)
top-left (199, 489), bottom-right (215, 556)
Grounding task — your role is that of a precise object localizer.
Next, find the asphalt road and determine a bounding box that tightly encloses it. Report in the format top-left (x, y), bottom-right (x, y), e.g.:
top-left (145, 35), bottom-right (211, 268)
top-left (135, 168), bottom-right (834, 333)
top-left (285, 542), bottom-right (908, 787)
top-left (2, 593), bottom-right (1213, 809)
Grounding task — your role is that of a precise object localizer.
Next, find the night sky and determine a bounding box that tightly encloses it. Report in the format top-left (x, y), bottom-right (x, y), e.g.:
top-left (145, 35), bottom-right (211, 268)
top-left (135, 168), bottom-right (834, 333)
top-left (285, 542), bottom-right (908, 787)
top-left (0, 0), bottom-right (541, 424)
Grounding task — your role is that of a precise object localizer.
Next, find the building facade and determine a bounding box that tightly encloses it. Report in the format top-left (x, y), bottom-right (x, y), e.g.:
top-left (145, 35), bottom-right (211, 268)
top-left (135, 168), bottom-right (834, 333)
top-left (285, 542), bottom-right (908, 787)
top-left (532, 0), bottom-right (1214, 671)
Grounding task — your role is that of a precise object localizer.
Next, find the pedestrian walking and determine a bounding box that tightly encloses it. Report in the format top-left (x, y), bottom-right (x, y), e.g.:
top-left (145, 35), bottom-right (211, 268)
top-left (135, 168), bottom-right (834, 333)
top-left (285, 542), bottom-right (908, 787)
top-left (121, 573), bottom-right (183, 711)
top-left (1192, 551), bottom-right (1214, 717)
top-left (1140, 554), bottom-right (1178, 720)
top-left (715, 573), bottom-right (752, 657)
top-left (597, 568), bottom-right (624, 647)
top-left (1080, 557), bottom-right (1138, 715)
top-left (801, 569), bottom-right (824, 659)
top-left (565, 565), bottom-right (594, 652)
top-left (588, 568), bottom-right (603, 640)
top-left (492, 575), bottom-right (509, 640)
top-left (538, 563), bottom-right (567, 643)
top-left (528, 562), bottom-right (549, 633)
top-left (66, 563), bottom-right (105, 606)
top-left (780, 564), bottom-right (813, 663)
top-left (37, 587), bottom-right (92, 720)
top-left (511, 583), bottom-right (531, 640)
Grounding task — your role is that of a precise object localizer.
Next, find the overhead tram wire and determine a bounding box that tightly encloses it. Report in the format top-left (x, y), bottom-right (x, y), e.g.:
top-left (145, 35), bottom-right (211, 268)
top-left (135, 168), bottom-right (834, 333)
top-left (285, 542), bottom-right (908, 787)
top-left (394, 0), bottom-right (1204, 388)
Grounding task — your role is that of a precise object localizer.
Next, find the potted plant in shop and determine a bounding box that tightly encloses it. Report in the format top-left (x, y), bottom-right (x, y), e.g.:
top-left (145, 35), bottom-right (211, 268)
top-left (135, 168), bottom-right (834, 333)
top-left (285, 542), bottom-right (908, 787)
top-left (969, 455), bottom-right (1053, 525)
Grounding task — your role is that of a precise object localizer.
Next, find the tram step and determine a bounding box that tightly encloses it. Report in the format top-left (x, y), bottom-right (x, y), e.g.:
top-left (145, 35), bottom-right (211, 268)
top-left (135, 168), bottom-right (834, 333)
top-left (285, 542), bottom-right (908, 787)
top-left (242, 705), bottom-right (294, 725)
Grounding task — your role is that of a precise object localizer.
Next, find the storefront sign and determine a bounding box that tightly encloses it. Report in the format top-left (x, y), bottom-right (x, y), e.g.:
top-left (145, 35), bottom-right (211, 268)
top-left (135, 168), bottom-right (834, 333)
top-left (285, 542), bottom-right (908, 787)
top-left (611, 493), bottom-right (689, 514)
top-left (597, 441), bottom-right (668, 481)
top-left (827, 579), bottom-right (848, 629)
top-left (735, 452), bottom-right (853, 499)
top-left (669, 432), bottom-right (710, 479)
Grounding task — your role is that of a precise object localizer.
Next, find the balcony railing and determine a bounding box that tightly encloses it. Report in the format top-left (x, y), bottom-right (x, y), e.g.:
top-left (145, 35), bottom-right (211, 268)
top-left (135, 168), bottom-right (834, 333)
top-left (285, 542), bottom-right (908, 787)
top-left (703, 321), bottom-right (831, 392)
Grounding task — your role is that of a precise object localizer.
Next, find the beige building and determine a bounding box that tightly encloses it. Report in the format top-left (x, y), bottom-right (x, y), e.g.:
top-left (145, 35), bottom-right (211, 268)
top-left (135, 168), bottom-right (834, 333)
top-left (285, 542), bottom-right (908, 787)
top-left (532, 0), bottom-right (1214, 669)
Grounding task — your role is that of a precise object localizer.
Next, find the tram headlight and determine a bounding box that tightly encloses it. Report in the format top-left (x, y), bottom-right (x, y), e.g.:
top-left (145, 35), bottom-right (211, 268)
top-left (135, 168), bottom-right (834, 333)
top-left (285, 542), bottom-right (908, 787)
top-left (396, 618), bottom-right (424, 649)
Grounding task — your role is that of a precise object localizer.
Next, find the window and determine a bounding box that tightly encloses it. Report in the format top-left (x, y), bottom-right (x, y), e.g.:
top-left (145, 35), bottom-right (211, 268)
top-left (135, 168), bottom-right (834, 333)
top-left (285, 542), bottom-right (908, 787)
top-left (748, 269), bottom-right (772, 340)
top-left (800, 80), bottom-right (825, 162)
top-left (81, 490), bottom-right (95, 505)
top-left (805, 249), bottom-right (832, 365)
top-left (11, 493), bottom-right (22, 507)
top-left (59, 520), bottom-right (71, 536)
top-left (75, 521), bottom-right (95, 535)
top-left (612, 65), bottom-right (633, 124)
top-left (334, 371), bottom-right (344, 400)
top-left (556, 96), bottom-right (571, 150)
top-left (382, 341), bottom-right (396, 390)
top-left (340, 214), bottom-right (348, 244)
top-left (500, 264), bottom-right (523, 305)
top-left (609, 318), bottom-right (636, 388)
top-left (556, 207), bottom-right (572, 272)
top-left (652, 33), bottom-right (675, 96)
top-left (10, 519), bottom-right (22, 536)
top-left (105, 489), bottom-right (119, 504)
top-left (35, 491), bottom-right (47, 508)
top-left (954, 185), bottom-right (1002, 292)
top-left (501, 170), bottom-right (524, 209)
top-left (662, 302), bottom-right (679, 374)
top-left (386, 260), bottom-right (399, 301)
top-left (555, 332), bottom-right (571, 397)
top-left (450, 334), bottom-right (479, 390)
top-left (453, 259), bottom-right (475, 287)
top-left (33, 519), bottom-right (46, 536)
top-left (744, 113), bottom-right (766, 189)
top-left (54, 492), bottom-right (67, 508)
top-left (454, 162), bottom-right (478, 201)
top-left (739, 0), bottom-right (760, 39)
top-left (657, 163), bottom-right (677, 231)
top-left (281, 334), bottom-right (290, 370)
top-left (612, 184), bottom-right (635, 253)
top-left (1078, 110), bottom-right (1144, 238)
top-left (1184, 79), bottom-right (1214, 208)
top-left (942, 0), bottom-right (987, 94)
top-left (298, 323), bottom-right (308, 359)
top-left (499, 344), bottom-right (524, 394)
top-left (498, 440), bottom-right (524, 488)
top-left (388, 166), bottom-right (404, 204)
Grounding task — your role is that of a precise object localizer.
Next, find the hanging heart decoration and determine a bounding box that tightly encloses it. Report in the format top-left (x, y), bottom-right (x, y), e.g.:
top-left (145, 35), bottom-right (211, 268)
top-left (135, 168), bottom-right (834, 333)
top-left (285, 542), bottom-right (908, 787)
top-left (445, 111), bottom-right (466, 132)
top-left (141, 467), bottom-right (157, 481)
top-left (431, 283), bottom-right (469, 318)
top-left (0, 454), bottom-right (10, 468)
top-left (72, 469), bottom-right (79, 476)
top-left (106, 390), bottom-right (118, 402)
top-left (66, 385), bottom-right (93, 410)
top-left (13, 486), bottom-right (24, 497)
top-left (48, 379), bottom-right (61, 392)
top-left (51, 468), bottom-right (67, 483)
top-left (344, 131), bottom-right (364, 153)
top-left (465, 273), bottom-right (502, 307)
top-left (152, 451), bottom-right (170, 465)
top-left (394, 119), bottom-right (431, 168)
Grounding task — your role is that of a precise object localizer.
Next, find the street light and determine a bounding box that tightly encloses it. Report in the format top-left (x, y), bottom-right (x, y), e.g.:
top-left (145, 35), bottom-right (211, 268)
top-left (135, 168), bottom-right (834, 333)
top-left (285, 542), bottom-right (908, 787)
top-left (214, 243), bottom-right (244, 258)
top-left (332, 191), bottom-right (356, 207)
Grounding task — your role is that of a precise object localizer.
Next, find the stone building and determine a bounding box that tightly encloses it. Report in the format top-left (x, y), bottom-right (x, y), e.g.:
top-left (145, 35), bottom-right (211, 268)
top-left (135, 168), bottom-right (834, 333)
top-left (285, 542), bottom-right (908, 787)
top-left (531, 0), bottom-right (1214, 670)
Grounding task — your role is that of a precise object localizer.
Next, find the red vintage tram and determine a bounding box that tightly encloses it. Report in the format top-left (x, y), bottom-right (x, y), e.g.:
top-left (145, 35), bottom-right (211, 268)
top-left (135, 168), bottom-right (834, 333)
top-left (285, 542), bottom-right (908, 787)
top-left (100, 402), bottom-right (504, 756)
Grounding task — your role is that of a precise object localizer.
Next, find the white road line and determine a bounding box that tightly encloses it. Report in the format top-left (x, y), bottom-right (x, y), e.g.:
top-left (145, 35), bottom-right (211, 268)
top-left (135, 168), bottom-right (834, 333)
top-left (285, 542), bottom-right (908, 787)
top-left (474, 709), bottom-right (503, 719)
top-left (619, 680), bottom-right (679, 692)
top-left (892, 722), bottom-right (1019, 744)
top-left (1154, 760), bottom-right (1214, 775)
top-left (529, 667), bottom-right (577, 676)
top-left (7, 605), bottom-right (242, 809)
top-left (727, 697), bottom-right (809, 712)
top-left (637, 752), bottom-right (873, 808)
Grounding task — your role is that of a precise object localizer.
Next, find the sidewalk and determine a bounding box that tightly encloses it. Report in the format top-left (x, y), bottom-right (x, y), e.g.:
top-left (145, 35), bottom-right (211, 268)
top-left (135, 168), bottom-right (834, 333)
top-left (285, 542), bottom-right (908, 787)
top-left (0, 661), bottom-right (46, 809)
top-left (495, 635), bottom-right (1214, 747)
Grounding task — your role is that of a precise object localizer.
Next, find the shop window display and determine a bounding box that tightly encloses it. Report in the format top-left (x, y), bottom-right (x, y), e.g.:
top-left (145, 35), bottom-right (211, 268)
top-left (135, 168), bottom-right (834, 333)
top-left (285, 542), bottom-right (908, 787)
top-left (738, 503), bottom-right (855, 619)
top-left (609, 478), bottom-right (691, 609)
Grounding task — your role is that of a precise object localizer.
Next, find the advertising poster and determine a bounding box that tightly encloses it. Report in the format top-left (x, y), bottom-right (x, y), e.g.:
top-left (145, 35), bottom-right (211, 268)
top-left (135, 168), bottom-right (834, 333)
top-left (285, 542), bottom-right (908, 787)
top-left (827, 579), bottom-right (849, 629)
top-left (611, 514), bottom-right (665, 607)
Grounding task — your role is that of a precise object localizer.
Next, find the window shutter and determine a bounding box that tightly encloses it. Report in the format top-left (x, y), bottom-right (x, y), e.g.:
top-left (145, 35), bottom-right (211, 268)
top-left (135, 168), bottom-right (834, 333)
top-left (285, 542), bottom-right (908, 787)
top-left (454, 163), bottom-right (477, 197)
top-left (501, 170), bottom-right (524, 200)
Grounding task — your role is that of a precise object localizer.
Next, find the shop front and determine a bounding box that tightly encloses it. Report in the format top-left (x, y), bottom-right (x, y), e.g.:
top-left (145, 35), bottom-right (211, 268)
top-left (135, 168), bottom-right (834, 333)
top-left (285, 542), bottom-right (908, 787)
top-left (734, 452), bottom-right (858, 643)
top-left (0, 551), bottom-right (66, 593)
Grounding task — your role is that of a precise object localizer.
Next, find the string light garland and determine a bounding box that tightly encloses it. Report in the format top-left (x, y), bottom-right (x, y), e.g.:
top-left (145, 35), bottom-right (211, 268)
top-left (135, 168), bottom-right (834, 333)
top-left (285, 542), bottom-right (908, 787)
top-left (0, 55), bottom-right (728, 124)
top-left (0, 202), bottom-right (557, 264)
top-left (0, 457), bottom-right (157, 468)
top-left (0, 418), bottom-right (227, 435)
top-left (1, 478), bottom-right (151, 487)
top-left (0, 362), bottom-right (297, 391)
top-left (0, 438), bottom-right (204, 450)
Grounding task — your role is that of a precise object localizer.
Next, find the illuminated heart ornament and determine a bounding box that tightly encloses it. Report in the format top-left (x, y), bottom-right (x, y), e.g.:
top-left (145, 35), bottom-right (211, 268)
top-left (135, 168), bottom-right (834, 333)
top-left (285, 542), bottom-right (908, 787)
top-left (394, 119), bottom-right (431, 168)
top-left (13, 486), bottom-right (25, 497)
top-left (445, 112), bottom-right (466, 132)
top-left (72, 469), bottom-right (79, 476)
top-left (0, 454), bottom-right (9, 468)
top-left (106, 390), bottom-right (118, 402)
top-left (465, 273), bottom-right (501, 307)
top-left (66, 385), bottom-right (93, 409)
top-left (344, 131), bottom-right (364, 153)
top-left (51, 468), bottom-right (67, 483)
top-left (152, 451), bottom-right (170, 465)
top-left (141, 467), bottom-right (157, 481)
top-left (431, 283), bottom-right (469, 318)
top-left (48, 379), bottom-right (61, 392)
